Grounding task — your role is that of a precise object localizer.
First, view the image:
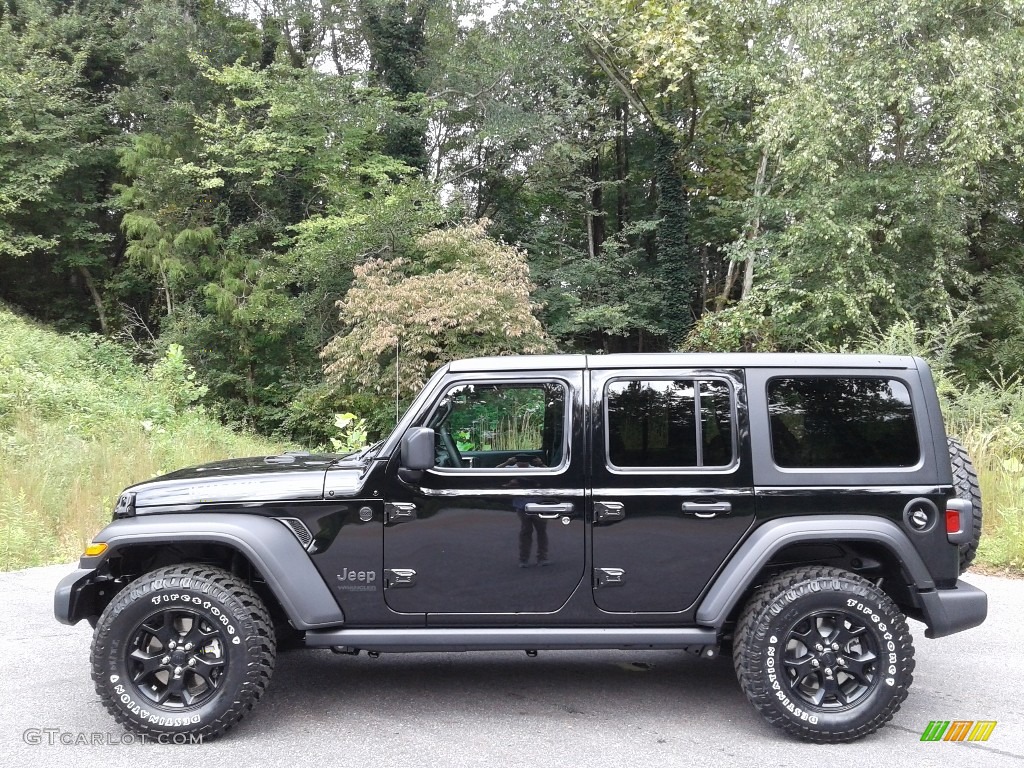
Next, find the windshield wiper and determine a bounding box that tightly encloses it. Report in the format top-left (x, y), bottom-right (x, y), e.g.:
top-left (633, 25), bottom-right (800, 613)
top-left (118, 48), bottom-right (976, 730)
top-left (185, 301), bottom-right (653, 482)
top-left (331, 440), bottom-right (383, 466)
top-left (357, 440), bottom-right (383, 460)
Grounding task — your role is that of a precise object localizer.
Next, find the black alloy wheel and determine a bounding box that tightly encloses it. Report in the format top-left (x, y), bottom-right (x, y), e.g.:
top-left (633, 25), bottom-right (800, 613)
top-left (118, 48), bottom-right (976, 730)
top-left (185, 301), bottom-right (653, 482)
top-left (126, 608), bottom-right (229, 708)
top-left (779, 609), bottom-right (880, 710)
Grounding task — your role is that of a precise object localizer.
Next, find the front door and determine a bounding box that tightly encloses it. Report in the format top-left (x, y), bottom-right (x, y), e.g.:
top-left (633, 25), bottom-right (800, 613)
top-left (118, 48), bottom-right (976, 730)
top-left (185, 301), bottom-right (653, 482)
top-left (383, 372), bottom-right (586, 615)
top-left (590, 368), bottom-right (756, 612)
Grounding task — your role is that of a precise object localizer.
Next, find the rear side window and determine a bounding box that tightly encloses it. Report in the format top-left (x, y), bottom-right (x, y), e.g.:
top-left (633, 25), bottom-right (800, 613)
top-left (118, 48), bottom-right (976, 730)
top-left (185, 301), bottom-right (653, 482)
top-left (767, 377), bottom-right (919, 468)
top-left (606, 379), bottom-right (734, 469)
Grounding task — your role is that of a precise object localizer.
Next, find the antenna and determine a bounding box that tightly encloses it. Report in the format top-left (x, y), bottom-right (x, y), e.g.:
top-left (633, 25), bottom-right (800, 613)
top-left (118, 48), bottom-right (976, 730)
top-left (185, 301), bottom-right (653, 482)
top-left (395, 336), bottom-right (401, 426)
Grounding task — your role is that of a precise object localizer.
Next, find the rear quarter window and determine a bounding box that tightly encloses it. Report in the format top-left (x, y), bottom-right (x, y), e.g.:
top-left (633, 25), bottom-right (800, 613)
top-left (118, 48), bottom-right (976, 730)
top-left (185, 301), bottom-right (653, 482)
top-left (767, 377), bottom-right (920, 469)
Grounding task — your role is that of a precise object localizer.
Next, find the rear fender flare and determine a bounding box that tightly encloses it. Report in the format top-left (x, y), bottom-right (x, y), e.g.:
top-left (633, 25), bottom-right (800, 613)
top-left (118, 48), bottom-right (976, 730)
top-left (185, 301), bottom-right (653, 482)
top-left (696, 515), bottom-right (934, 629)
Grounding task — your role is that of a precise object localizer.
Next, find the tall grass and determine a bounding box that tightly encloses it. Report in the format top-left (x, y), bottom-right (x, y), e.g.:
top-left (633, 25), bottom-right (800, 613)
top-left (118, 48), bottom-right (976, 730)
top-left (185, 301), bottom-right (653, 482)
top-left (953, 434), bottom-right (1024, 571)
top-left (831, 316), bottom-right (1024, 571)
top-left (942, 385), bottom-right (1024, 572)
top-left (492, 410), bottom-right (543, 451)
top-left (0, 306), bottom-right (283, 570)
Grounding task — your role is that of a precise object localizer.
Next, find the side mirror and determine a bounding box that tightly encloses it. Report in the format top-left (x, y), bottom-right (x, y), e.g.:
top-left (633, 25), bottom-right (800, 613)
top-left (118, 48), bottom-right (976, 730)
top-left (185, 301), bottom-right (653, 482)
top-left (401, 427), bottom-right (435, 471)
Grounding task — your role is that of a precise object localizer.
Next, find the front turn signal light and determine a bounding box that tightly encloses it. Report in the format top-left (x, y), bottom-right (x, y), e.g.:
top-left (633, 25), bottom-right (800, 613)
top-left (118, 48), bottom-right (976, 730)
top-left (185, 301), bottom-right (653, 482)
top-left (83, 542), bottom-right (107, 557)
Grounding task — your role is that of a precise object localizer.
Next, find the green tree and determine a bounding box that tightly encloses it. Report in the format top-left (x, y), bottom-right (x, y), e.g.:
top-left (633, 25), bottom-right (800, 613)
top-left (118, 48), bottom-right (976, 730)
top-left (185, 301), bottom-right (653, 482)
top-left (322, 221), bottom-right (550, 406)
top-left (686, 0), bottom-right (1024, 355)
top-left (425, 0), bottom-right (671, 352)
top-left (358, 0), bottom-right (435, 172)
top-left (0, 0), bottom-right (135, 333)
top-left (569, 0), bottom-right (713, 344)
top-left (119, 50), bottom-right (419, 428)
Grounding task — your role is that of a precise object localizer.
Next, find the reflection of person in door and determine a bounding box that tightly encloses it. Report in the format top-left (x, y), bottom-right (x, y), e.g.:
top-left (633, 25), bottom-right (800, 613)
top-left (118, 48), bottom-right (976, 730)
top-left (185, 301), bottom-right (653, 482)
top-left (518, 511), bottom-right (548, 568)
top-left (499, 457), bottom-right (550, 568)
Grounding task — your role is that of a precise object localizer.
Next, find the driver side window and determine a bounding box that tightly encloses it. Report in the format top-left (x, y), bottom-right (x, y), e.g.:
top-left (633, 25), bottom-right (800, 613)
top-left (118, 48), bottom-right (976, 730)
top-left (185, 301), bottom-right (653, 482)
top-left (427, 381), bottom-right (566, 470)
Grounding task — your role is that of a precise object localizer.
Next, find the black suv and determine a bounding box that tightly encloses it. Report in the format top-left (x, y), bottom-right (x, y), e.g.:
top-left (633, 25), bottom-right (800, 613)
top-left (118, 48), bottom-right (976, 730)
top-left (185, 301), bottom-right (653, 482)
top-left (55, 353), bottom-right (987, 742)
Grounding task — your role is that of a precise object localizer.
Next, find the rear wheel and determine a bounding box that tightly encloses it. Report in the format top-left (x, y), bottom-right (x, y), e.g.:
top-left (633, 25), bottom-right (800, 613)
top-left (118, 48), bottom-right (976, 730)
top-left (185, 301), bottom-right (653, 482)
top-left (91, 564), bottom-right (275, 740)
top-left (733, 566), bottom-right (914, 742)
top-left (948, 436), bottom-right (983, 573)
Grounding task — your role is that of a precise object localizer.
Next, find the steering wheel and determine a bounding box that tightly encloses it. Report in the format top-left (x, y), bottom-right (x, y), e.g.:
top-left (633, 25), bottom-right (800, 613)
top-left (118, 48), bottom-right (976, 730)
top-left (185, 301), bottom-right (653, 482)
top-left (436, 426), bottom-right (465, 468)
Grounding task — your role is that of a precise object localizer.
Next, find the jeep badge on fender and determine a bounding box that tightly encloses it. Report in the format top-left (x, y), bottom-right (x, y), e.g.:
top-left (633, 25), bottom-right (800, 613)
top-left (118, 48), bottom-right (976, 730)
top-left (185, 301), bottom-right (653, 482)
top-left (55, 353), bottom-right (987, 742)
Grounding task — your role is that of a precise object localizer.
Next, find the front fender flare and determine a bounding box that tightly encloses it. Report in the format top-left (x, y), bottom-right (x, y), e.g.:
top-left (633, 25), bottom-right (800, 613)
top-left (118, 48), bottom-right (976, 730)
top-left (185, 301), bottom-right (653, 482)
top-left (696, 515), bottom-right (935, 629)
top-left (62, 513), bottom-right (344, 630)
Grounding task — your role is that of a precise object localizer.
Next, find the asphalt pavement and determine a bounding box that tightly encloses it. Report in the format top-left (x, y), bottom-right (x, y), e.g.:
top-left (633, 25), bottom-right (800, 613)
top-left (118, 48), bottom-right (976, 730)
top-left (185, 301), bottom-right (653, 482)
top-left (0, 564), bottom-right (1021, 768)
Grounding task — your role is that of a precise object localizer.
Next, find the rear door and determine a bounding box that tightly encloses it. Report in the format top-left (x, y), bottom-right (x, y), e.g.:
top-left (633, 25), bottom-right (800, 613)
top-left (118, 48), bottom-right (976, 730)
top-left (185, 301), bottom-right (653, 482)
top-left (590, 368), bottom-right (756, 612)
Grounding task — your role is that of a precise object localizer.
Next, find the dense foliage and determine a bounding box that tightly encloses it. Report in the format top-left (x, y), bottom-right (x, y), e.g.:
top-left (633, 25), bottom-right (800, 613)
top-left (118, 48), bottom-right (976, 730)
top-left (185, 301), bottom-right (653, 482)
top-left (321, 221), bottom-right (550, 431)
top-left (2, 0), bottom-right (1023, 441)
top-left (0, 303), bottom-right (282, 568)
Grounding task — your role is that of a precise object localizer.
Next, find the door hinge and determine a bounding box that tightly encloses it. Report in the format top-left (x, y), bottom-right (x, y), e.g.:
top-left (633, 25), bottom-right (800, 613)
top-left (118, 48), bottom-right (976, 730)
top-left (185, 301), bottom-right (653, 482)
top-left (384, 568), bottom-right (417, 588)
top-left (594, 501), bottom-right (625, 522)
top-left (385, 502), bottom-right (417, 525)
top-left (594, 567), bottom-right (625, 587)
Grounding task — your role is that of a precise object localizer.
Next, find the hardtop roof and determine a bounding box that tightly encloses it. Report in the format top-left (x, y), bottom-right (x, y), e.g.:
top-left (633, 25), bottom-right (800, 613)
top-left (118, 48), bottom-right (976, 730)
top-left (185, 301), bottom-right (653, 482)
top-left (446, 352), bottom-right (919, 373)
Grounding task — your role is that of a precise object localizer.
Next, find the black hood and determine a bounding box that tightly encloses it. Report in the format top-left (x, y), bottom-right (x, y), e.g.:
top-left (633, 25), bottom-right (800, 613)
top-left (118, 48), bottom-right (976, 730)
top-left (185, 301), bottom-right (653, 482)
top-left (126, 452), bottom-right (342, 508)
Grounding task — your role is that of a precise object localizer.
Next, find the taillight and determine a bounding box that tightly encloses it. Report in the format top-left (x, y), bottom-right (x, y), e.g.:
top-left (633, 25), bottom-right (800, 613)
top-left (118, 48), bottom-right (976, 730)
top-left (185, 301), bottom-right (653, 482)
top-left (946, 509), bottom-right (961, 535)
top-left (944, 499), bottom-right (972, 545)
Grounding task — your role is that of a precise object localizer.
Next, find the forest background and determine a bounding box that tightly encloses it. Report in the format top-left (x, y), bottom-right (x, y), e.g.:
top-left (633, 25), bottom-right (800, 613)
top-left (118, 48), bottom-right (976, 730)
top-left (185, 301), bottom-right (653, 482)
top-left (1, 0), bottom-right (1021, 569)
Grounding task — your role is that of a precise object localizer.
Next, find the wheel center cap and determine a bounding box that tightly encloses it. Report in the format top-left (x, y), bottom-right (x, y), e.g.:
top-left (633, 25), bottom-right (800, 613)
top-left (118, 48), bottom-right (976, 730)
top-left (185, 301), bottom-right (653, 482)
top-left (170, 650), bottom-right (188, 666)
top-left (821, 651), bottom-right (836, 668)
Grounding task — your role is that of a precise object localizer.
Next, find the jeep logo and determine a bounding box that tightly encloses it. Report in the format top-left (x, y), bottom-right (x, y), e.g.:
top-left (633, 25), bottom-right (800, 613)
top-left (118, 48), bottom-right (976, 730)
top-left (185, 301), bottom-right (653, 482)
top-left (337, 568), bottom-right (376, 584)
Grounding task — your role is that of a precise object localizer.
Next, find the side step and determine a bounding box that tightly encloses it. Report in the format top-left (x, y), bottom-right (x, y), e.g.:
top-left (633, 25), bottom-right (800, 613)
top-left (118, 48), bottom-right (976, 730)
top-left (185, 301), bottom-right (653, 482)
top-left (304, 626), bottom-right (718, 654)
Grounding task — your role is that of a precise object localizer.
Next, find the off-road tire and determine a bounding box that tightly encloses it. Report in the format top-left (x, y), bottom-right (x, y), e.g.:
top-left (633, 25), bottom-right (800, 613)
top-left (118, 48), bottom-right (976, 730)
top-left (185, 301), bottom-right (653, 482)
top-left (91, 564), bottom-right (275, 740)
top-left (733, 566), bottom-right (914, 743)
top-left (948, 436), bottom-right (983, 573)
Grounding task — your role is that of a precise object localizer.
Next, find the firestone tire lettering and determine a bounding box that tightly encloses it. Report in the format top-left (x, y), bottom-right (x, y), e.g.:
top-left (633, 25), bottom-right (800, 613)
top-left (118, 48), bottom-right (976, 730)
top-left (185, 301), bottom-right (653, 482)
top-left (90, 564), bottom-right (276, 741)
top-left (733, 566), bottom-right (915, 743)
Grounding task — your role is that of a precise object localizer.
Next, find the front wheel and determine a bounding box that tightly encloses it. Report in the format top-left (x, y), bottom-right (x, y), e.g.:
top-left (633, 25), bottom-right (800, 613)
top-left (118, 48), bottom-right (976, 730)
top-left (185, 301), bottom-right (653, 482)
top-left (91, 564), bottom-right (276, 740)
top-left (733, 566), bottom-right (914, 742)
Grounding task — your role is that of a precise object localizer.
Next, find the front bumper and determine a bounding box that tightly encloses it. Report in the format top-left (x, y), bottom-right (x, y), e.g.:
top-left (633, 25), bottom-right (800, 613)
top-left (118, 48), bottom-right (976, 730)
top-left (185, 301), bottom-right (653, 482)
top-left (54, 567), bottom-right (104, 626)
top-left (918, 580), bottom-right (988, 639)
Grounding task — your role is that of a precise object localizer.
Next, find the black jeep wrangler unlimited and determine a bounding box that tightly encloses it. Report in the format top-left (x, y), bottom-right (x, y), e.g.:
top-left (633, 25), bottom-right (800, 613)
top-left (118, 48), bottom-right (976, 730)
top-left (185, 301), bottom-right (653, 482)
top-left (55, 353), bottom-right (987, 742)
